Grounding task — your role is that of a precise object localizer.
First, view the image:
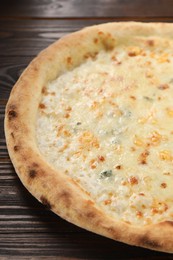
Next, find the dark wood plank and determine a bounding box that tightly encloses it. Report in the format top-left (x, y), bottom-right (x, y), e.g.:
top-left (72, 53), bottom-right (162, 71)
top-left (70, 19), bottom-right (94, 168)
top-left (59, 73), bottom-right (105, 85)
top-left (0, 56), bottom-right (33, 101)
top-left (1, 0), bottom-right (173, 18)
top-left (0, 19), bottom-right (107, 56)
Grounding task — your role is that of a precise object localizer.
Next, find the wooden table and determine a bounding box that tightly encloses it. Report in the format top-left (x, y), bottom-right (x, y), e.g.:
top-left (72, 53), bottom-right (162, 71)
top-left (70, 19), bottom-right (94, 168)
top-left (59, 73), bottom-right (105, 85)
top-left (1, 1), bottom-right (173, 259)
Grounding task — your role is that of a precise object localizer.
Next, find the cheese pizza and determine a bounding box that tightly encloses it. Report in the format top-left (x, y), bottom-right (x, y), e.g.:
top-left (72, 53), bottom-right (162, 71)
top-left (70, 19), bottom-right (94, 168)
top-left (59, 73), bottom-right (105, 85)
top-left (5, 22), bottom-right (173, 253)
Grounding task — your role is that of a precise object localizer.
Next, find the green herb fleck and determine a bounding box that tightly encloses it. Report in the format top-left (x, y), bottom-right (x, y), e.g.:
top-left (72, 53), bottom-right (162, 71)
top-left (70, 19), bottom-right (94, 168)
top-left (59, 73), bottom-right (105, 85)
top-left (143, 96), bottom-right (153, 102)
top-left (124, 110), bottom-right (132, 117)
top-left (100, 170), bottom-right (112, 178)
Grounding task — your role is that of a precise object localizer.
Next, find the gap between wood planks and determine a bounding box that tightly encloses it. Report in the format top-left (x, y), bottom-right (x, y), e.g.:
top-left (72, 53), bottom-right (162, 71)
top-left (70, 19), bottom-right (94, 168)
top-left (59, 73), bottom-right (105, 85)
top-left (0, 16), bottom-right (173, 21)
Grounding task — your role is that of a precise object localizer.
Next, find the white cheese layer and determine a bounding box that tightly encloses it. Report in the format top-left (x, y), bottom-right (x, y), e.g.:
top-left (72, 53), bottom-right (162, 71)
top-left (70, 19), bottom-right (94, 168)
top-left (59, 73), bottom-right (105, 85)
top-left (36, 39), bottom-right (173, 225)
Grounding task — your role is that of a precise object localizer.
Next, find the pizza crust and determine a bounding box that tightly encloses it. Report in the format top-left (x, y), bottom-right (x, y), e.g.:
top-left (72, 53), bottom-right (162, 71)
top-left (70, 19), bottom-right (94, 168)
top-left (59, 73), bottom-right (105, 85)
top-left (5, 22), bottom-right (173, 253)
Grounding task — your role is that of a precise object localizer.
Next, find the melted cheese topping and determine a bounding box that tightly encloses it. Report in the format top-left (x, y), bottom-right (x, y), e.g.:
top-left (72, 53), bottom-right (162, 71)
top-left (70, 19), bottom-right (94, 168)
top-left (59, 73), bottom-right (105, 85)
top-left (36, 38), bottom-right (173, 225)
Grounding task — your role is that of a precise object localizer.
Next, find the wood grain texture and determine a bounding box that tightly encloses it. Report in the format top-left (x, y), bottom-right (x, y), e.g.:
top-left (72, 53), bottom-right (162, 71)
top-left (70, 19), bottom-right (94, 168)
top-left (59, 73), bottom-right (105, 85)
top-left (1, 0), bottom-right (173, 18)
top-left (1, 0), bottom-right (173, 258)
top-left (0, 19), bottom-right (113, 56)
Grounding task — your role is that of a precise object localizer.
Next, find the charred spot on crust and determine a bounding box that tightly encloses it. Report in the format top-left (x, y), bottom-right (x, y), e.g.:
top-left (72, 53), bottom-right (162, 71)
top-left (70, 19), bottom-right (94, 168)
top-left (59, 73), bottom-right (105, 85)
top-left (29, 169), bottom-right (37, 178)
top-left (59, 191), bottom-right (72, 207)
top-left (146, 39), bottom-right (155, 47)
top-left (32, 162), bottom-right (39, 168)
top-left (14, 145), bottom-right (20, 152)
top-left (11, 132), bottom-right (14, 139)
top-left (8, 110), bottom-right (17, 120)
top-left (40, 195), bottom-right (52, 209)
top-left (28, 163), bottom-right (39, 178)
top-left (166, 220), bottom-right (173, 226)
top-left (106, 226), bottom-right (120, 240)
top-left (41, 86), bottom-right (48, 95)
top-left (139, 235), bottom-right (161, 249)
top-left (59, 191), bottom-right (71, 199)
top-left (159, 220), bottom-right (173, 226)
top-left (66, 56), bottom-right (73, 65)
top-left (86, 211), bottom-right (96, 218)
top-left (33, 66), bottom-right (38, 72)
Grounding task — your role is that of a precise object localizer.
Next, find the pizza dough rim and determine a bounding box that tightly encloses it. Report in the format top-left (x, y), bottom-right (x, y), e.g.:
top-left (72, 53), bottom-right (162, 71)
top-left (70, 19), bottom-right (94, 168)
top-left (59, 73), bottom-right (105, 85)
top-left (4, 22), bottom-right (173, 253)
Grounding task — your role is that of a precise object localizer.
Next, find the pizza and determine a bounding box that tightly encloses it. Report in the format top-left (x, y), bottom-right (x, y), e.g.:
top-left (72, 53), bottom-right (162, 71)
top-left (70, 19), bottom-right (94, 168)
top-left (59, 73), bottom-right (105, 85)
top-left (5, 22), bottom-right (173, 253)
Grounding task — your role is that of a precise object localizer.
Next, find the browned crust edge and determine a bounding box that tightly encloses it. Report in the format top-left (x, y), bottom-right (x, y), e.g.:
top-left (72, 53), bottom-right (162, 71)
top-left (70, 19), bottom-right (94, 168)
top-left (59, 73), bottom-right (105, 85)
top-left (4, 22), bottom-right (173, 253)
